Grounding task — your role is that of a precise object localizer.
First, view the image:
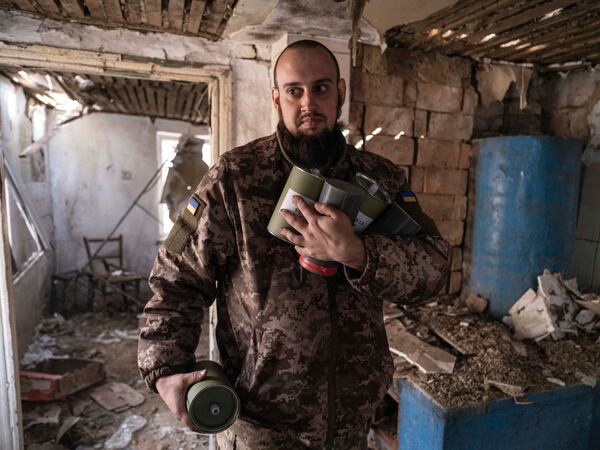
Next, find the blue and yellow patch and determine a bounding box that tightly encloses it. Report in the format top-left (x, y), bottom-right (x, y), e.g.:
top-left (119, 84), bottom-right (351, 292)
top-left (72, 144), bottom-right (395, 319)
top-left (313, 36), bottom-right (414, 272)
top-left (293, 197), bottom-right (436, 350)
top-left (400, 191), bottom-right (417, 203)
top-left (186, 196), bottom-right (201, 215)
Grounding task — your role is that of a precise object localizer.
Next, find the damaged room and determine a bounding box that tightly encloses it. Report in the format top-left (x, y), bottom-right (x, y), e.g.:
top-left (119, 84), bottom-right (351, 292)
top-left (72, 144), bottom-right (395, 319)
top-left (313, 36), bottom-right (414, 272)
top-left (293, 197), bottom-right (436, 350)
top-left (0, 1), bottom-right (600, 449)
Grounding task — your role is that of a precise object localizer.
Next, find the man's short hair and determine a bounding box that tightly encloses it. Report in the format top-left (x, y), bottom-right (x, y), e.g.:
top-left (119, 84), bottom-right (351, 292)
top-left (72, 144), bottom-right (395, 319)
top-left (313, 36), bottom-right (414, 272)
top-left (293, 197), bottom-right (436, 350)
top-left (273, 39), bottom-right (341, 88)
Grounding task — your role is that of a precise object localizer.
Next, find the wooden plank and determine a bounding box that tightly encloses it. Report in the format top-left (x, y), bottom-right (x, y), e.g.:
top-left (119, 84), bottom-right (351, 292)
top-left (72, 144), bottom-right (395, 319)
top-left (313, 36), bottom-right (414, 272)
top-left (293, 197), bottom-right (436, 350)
top-left (185, 0), bottom-right (206, 34)
top-left (11, 0), bottom-right (36, 12)
top-left (125, 83), bottom-right (142, 114)
top-left (499, 19), bottom-right (600, 61)
top-left (58, 0), bottom-right (84, 17)
top-left (541, 34), bottom-right (600, 64)
top-left (34, 0), bottom-right (61, 14)
top-left (135, 85), bottom-right (148, 113)
top-left (466, 4), bottom-right (600, 57)
top-left (403, 0), bottom-right (485, 33)
top-left (165, 84), bottom-right (180, 118)
top-left (145, 85), bottom-right (157, 116)
top-left (174, 83), bottom-right (192, 119)
top-left (168, 0), bottom-right (185, 31)
top-left (144, 0), bottom-right (162, 26)
top-left (104, 86), bottom-right (127, 113)
top-left (114, 85), bottom-right (135, 113)
top-left (182, 87), bottom-right (197, 121)
top-left (466, 0), bottom-right (580, 43)
top-left (201, 0), bottom-right (228, 36)
top-left (103, 0), bottom-right (123, 21)
top-left (126, 0), bottom-right (141, 23)
top-left (85, 0), bottom-right (106, 18)
top-left (192, 85), bottom-right (208, 120)
top-left (156, 86), bottom-right (167, 116)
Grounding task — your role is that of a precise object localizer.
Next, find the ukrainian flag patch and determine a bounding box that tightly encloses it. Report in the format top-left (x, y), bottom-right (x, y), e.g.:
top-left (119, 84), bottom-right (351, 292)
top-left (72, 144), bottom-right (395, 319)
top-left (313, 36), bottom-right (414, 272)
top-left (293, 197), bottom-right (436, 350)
top-left (400, 191), bottom-right (417, 203)
top-left (186, 195), bottom-right (202, 215)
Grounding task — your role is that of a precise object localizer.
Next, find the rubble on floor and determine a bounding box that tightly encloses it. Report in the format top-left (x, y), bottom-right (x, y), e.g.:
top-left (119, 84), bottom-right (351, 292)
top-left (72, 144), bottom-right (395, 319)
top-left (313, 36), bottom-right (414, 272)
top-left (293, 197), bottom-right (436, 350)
top-left (386, 291), bottom-right (600, 409)
top-left (21, 312), bottom-right (210, 449)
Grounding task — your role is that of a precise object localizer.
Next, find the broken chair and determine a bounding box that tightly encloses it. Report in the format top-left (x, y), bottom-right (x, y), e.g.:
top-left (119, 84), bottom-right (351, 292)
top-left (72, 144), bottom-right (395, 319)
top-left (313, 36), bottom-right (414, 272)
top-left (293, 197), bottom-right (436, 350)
top-left (83, 235), bottom-right (144, 307)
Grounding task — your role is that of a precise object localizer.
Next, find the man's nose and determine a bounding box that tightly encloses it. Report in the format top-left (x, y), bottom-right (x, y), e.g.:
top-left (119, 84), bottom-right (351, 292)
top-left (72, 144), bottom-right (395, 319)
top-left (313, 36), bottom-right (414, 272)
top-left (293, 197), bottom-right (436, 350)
top-left (300, 90), bottom-right (316, 111)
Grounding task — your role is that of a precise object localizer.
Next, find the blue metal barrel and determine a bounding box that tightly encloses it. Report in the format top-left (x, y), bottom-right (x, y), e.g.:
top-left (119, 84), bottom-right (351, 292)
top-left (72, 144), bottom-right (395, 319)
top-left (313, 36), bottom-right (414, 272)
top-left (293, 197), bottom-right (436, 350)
top-left (469, 136), bottom-right (582, 319)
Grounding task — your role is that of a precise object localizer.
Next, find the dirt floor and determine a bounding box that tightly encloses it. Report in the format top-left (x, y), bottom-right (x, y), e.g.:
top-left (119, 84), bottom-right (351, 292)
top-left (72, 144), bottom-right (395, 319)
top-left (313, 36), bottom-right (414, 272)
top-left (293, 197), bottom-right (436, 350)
top-left (21, 311), bottom-right (211, 450)
top-left (385, 296), bottom-right (600, 408)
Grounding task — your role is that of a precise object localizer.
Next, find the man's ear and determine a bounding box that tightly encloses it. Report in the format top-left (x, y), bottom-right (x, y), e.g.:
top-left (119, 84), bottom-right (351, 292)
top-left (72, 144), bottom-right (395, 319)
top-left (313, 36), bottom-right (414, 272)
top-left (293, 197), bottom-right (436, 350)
top-left (272, 87), bottom-right (280, 111)
top-left (337, 79), bottom-right (347, 107)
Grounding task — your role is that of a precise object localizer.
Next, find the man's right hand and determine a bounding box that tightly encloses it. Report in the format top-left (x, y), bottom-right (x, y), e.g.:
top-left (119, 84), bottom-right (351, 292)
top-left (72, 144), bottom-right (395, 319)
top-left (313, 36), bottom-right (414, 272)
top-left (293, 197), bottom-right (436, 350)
top-left (155, 369), bottom-right (208, 431)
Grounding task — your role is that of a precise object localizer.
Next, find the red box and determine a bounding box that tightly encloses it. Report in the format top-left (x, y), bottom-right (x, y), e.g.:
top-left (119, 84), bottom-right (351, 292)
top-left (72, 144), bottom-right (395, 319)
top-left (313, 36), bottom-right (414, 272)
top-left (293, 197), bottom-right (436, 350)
top-left (20, 358), bottom-right (105, 401)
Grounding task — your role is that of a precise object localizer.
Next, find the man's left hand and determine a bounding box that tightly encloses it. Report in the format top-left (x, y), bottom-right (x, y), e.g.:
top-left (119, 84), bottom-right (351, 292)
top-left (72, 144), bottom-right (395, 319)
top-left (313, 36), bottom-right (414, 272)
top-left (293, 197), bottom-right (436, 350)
top-left (280, 196), bottom-right (366, 272)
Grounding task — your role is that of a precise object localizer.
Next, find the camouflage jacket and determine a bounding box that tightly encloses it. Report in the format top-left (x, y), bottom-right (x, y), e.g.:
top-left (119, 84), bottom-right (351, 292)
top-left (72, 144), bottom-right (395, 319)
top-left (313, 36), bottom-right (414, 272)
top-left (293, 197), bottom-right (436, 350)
top-left (138, 133), bottom-right (449, 449)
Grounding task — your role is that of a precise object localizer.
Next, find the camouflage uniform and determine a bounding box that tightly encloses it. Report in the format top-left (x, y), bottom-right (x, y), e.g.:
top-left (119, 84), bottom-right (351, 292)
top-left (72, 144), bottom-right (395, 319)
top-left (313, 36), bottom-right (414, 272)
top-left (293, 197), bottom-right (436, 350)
top-left (138, 133), bottom-right (449, 449)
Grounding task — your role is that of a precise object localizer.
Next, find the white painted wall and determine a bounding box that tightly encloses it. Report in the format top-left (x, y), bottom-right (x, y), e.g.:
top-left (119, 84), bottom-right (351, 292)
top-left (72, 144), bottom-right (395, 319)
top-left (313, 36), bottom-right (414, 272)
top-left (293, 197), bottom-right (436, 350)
top-left (0, 76), bottom-right (53, 357)
top-left (48, 113), bottom-right (207, 277)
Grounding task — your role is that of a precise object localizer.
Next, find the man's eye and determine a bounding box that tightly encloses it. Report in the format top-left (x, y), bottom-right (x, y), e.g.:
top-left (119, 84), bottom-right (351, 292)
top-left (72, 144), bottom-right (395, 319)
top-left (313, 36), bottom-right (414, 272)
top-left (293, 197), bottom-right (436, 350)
top-left (314, 84), bottom-right (328, 94)
top-left (288, 88), bottom-right (302, 97)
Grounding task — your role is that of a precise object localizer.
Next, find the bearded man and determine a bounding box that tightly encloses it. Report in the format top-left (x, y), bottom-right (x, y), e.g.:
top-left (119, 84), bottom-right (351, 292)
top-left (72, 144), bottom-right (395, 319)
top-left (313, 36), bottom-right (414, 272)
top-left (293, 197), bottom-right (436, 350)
top-left (138, 40), bottom-right (449, 450)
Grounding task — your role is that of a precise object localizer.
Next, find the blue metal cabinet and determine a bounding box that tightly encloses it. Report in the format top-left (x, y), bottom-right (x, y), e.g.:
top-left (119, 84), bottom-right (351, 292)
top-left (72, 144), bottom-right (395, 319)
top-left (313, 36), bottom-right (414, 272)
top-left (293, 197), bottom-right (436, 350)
top-left (396, 379), bottom-right (599, 450)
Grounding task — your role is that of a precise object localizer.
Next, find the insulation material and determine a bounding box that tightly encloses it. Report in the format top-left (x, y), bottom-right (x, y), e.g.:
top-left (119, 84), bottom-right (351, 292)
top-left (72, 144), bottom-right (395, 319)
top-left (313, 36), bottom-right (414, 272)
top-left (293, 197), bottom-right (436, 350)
top-left (160, 135), bottom-right (209, 222)
top-left (476, 63), bottom-right (533, 109)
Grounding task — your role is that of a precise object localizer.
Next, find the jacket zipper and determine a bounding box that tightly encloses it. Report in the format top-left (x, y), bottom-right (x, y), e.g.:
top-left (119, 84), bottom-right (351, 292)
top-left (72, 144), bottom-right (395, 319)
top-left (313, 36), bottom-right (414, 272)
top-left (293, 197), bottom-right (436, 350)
top-left (325, 274), bottom-right (339, 449)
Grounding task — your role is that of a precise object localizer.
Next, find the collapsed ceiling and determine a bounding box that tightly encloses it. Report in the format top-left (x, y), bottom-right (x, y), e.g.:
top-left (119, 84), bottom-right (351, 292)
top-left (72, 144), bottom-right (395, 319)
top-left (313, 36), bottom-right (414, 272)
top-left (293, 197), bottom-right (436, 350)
top-left (2, 70), bottom-right (210, 125)
top-left (385, 0), bottom-right (600, 67)
top-left (0, 0), bottom-right (237, 40)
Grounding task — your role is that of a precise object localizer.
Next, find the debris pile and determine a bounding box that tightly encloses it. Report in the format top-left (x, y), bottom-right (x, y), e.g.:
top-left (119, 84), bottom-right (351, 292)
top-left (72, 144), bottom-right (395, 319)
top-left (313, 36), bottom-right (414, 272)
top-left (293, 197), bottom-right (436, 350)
top-left (20, 312), bottom-right (210, 449)
top-left (507, 270), bottom-right (600, 340)
top-left (385, 276), bottom-right (600, 408)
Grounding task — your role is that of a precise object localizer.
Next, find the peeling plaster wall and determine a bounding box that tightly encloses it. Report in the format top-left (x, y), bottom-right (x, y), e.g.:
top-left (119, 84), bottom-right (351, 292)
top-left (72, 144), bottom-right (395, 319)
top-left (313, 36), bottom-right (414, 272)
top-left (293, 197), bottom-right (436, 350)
top-left (0, 10), bottom-right (274, 147)
top-left (48, 113), bottom-right (206, 278)
top-left (540, 71), bottom-right (600, 292)
top-left (0, 76), bottom-right (53, 357)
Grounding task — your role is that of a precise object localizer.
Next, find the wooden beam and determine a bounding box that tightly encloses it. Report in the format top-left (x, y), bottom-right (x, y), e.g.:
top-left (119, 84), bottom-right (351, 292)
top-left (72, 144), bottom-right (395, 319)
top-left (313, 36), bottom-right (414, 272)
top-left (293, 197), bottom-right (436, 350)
top-left (182, 86), bottom-right (197, 121)
top-left (403, 0), bottom-right (486, 33)
top-left (174, 83), bottom-right (191, 119)
top-left (34, 0), bottom-right (61, 14)
top-left (144, 0), bottom-right (161, 26)
top-left (126, 0), bottom-right (141, 23)
top-left (168, 0), bottom-right (184, 31)
top-left (58, 0), bottom-right (84, 17)
top-left (498, 19), bottom-right (600, 61)
top-left (540, 34), bottom-right (600, 64)
top-left (157, 87), bottom-right (168, 117)
top-left (135, 85), bottom-right (148, 113)
top-left (466, 0), bottom-right (580, 43)
top-left (103, 0), bottom-right (123, 21)
top-left (125, 82), bottom-right (142, 113)
top-left (201, 0), bottom-right (228, 36)
top-left (84, 0), bottom-right (105, 18)
top-left (145, 85), bottom-right (157, 116)
top-left (185, 0), bottom-right (206, 33)
top-left (465, 3), bottom-right (600, 57)
top-left (166, 84), bottom-right (179, 118)
top-left (11, 0), bottom-right (36, 12)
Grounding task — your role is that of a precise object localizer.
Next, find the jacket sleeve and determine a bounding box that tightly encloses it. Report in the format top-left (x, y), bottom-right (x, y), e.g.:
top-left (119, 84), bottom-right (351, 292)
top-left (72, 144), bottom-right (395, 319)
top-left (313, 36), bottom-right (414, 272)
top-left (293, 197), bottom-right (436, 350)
top-left (344, 184), bottom-right (450, 304)
top-left (138, 161), bottom-right (235, 392)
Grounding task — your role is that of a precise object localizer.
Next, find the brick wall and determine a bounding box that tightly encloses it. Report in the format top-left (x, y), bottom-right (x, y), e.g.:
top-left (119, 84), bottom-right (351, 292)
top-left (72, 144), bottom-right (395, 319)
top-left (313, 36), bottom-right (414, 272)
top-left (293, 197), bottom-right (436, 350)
top-left (348, 45), bottom-right (474, 295)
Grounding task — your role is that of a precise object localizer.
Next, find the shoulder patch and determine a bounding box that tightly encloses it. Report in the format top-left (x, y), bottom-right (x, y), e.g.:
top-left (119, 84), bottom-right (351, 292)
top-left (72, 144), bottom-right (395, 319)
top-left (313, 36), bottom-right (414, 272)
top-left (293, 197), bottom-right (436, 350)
top-left (164, 194), bottom-right (206, 254)
top-left (394, 192), bottom-right (441, 237)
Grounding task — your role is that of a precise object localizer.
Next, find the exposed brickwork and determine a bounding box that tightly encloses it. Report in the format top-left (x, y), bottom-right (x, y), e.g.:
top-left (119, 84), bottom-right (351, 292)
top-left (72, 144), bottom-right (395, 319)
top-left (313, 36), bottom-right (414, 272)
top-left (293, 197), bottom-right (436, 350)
top-left (350, 44), bottom-right (475, 295)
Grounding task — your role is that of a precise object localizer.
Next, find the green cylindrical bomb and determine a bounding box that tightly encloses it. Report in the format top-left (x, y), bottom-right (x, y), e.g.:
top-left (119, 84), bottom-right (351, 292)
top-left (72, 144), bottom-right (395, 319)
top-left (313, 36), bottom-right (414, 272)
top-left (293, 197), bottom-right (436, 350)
top-left (186, 360), bottom-right (240, 434)
top-left (365, 201), bottom-right (422, 236)
top-left (353, 172), bottom-right (390, 233)
top-left (268, 165), bottom-right (324, 242)
top-left (299, 178), bottom-right (365, 277)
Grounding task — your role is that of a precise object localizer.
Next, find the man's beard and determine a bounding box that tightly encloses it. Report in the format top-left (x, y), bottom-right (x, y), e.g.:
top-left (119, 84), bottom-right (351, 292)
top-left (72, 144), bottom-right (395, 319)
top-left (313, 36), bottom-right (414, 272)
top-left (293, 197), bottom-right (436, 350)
top-left (277, 118), bottom-right (345, 171)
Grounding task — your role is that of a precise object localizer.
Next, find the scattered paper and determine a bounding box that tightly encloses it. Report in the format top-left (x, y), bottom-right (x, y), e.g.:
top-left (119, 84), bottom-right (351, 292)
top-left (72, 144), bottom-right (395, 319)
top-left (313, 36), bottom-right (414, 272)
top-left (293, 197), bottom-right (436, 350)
top-left (547, 377), bottom-right (566, 387)
top-left (90, 382), bottom-right (145, 411)
top-left (430, 327), bottom-right (470, 355)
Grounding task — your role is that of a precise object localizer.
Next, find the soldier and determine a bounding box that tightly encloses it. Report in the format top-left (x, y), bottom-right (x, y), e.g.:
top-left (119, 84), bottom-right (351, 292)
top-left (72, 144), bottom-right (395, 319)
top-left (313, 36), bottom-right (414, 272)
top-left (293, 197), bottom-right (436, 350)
top-left (138, 40), bottom-right (449, 450)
